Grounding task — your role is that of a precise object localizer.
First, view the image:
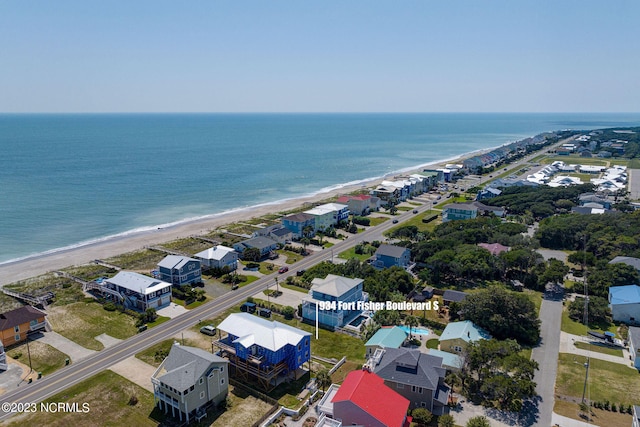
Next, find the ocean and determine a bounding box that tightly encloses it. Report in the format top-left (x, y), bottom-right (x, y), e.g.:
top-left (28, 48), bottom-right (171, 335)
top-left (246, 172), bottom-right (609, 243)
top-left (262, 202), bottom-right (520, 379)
top-left (1, 113), bottom-right (639, 264)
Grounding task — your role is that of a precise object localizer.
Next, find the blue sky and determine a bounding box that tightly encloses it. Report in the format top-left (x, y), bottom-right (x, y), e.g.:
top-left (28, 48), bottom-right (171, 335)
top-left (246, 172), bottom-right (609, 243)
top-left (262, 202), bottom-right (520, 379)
top-left (1, 1), bottom-right (639, 113)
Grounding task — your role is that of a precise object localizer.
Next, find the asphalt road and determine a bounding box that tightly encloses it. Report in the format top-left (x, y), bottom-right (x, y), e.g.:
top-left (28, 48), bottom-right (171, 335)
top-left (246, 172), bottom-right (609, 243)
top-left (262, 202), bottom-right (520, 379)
top-left (0, 205), bottom-right (423, 422)
top-left (531, 294), bottom-right (564, 427)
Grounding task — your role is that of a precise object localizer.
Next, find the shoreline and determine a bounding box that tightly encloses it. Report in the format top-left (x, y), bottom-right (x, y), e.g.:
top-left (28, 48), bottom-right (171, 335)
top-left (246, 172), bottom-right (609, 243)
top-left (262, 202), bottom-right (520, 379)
top-left (0, 141), bottom-right (508, 287)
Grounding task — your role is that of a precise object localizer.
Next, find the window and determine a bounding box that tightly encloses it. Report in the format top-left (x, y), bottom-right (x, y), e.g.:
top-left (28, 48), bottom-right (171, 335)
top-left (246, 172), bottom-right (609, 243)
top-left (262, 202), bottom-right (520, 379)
top-left (412, 386), bottom-right (423, 394)
top-left (420, 402), bottom-right (427, 408)
top-left (190, 385), bottom-right (195, 392)
top-left (15, 334), bottom-right (20, 342)
top-left (200, 391), bottom-right (205, 399)
top-left (14, 325), bottom-right (19, 333)
top-left (30, 319), bottom-right (38, 326)
top-left (396, 383), bottom-right (404, 389)
top-left (199, 377), bottom-right (204, 385)
top-left (220, 366), bottom-right (224, 373)
top-left (220, 378), bottom-right (225, 385)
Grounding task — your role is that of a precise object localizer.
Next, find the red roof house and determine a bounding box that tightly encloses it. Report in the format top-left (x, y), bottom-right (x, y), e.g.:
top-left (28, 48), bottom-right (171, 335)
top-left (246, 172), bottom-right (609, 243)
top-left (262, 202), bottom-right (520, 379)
top-left (332, 370), bottom-right (411, 427)
top-left (477, 242), bottom-right (510, 256)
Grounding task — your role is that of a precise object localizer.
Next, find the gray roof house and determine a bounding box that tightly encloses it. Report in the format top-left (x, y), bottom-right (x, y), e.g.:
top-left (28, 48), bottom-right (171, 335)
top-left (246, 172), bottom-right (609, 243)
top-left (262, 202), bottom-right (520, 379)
top-left (232, 236), bottom-right (279, 258)
top-left (157, 255), bottom-right (202, 286)
top-left (442, 290), bottom-right (468, 306)
top-left (369, 348), bottom-right (450, 415)
top-left (152, 343), bottom-right (229, 423)
top-left (609, 256), bottom-right (640, 272)
top-left (372, 244), bottom-right (411, 269)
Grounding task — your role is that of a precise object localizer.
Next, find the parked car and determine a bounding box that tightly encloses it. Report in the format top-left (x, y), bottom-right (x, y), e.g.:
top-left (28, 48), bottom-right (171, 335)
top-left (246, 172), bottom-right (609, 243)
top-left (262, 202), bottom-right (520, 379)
top-left (278, 266), bottom-right (289, 274)
top-left (200, 325), bottom-right (216, 336)
top-left (258, 308), bottom-right (272, 318)
top-left (412, 209), bottom-right (418, 214)
top-left (296, 269), bottom-right (306, 276)
top-left (392, 219), bottom-right (399, 224)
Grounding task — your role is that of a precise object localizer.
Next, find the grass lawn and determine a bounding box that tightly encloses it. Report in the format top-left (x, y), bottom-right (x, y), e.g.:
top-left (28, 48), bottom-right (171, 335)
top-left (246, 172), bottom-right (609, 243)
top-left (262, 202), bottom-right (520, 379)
top-left (277, 317), bottom-right (366, 363)
top-left (5, 370), bottom-right (159, 427)
top-left (574, 341), bottom-right (623, 357)
top-left (396, 206), bottom-right (412, 211)
top-left (3, 273), bottom-right (85, 308)
top-left (63, 263), bottom-right (117, 281)
top-left (541, 155), bottom-right (609, 166)
top-left (277, 249), bottom-right (304, 264)
top-left (338, 247), bottom-right (373, 261)
top-left (519, 347), bottom-right (533, 360)
top-left (426, 339), bottom-right (439, 349)
top-left (172, 295), bottom-right (212, 310)
top-left (7, 339), bottom-right (69, 376)
top-left (330, 360), bottom-right (361, 384)
top-left (146, 315), bottom-right (171, 328)
top-left (385, 212), bottom-right (442, 236)
top-left (524, 289), bottom-right (543, 314)
top-left (554, 400), bottom-right (632, 427)
top-left (560, 306), bottom-right (618, 336)
top-left (210, 386), bottom-right (277, 427)
top-left (556, 353), bottom-right (640, 404)
top-left (48, 300), bottom-right (138, 351)
top-left (367, 216), bottom-right (389, 226)
top-left (279, 281), bottom-right (309, 294)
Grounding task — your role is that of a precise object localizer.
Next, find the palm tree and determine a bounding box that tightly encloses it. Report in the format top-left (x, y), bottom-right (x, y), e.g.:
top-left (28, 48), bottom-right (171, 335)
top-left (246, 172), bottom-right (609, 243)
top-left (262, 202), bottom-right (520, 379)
top-left (315, 369), bottom-right (332, 393)
top-left (404, 315), bottom-right (419, 340)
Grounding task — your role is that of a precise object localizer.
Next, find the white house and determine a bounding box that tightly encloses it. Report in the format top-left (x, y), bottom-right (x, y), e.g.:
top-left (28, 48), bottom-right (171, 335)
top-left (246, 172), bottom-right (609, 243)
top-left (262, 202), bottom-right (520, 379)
top-left (104, 271), bottom-right (172, 311)
top-left (304, 203), bottom-right (349, 231)
top-left (194, 245), bottom-right (239, 271)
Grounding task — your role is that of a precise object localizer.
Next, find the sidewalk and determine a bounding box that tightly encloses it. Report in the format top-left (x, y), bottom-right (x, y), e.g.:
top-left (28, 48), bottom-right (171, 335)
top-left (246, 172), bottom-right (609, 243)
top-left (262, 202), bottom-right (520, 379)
top-left (551, 411), bottom-right (600, 427)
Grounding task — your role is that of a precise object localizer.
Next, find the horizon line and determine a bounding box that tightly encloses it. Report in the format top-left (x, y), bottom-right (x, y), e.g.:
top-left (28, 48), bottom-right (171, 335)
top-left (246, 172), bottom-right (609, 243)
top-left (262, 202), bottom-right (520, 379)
top-left (1, 111), bottom-right (640, 115)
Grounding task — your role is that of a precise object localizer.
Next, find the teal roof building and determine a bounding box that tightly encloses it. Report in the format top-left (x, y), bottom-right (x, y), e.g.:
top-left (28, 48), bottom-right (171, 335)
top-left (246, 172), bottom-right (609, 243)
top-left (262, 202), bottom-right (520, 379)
top-left (365, 326), bottom-right (408, 358)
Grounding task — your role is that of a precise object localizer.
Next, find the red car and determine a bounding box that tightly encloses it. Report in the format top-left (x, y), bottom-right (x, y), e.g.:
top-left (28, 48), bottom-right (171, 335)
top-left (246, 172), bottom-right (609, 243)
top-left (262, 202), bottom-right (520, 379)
top-left (278, 266), bottom-right (289, 274)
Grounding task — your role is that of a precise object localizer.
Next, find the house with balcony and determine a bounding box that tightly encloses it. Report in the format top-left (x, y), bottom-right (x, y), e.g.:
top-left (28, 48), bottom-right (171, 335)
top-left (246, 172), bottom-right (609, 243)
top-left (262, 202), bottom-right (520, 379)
top-left (439, 320), bottom-right (491, 354)
top-left (281, 213), bottom-right (316, 239)
top-left (152, 343), bottom-right (229, 423)
top-left (194, 245), bottom-right (239, 272)
top-left (0, 305), bottom-right (47, 347)
top-left (317, 370), bottom-right (411, 427)
top-left (157, 255), bottom-right (202, 286)
top-left (103, 271), bottom-right (172, 311)
top-left (442, 201), bottom-right (504, 222)
top-left (252, 224), bottom-right (294, 245)
top-left (368, 348), bottom-right (450, 414)
top-left (232, 236), bottom-right (279, 259)
top-left (304, 203), bottom-right (349, 232)
top-left (337, 195), bottom-right (378, 216)
top-left (372, 244), bottom-right (411, 269)
top-left (302, 275), bottom-right (367, 329)
top-left (214, 313), bottom-right (311, 390)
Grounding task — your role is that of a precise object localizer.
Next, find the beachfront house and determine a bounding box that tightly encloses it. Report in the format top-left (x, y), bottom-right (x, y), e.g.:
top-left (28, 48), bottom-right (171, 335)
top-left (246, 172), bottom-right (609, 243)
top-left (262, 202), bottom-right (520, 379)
top-left (365, 326), bottom-right (408, 358)
top-left (157, 255), bottom-right (202, 286)
top-left (152, 343), bottom-right (229, 423)
top-left (194, 245), bottom-right (239, 272)
top-left (252, 224), bottom-right (294, 245)
top-left (337, 195), bottom-right (376, 216)
top-left (214, 313), bottom-right (311, 390)
top-left (302, 274), bottom-right (367, 329)
top-left (372, 244), bottom-right (411, 269)
top-left (609, 285), bottom-right (640, 324)
top-left (368, 348), bottom-right (450, 414)
top-left (103, 271), bottom-right (172, 311)
top-left (304, 203), bottom-right (349, 232)
top-left (0, 306), bottom-right (47, 347)
top-left (317, 370), bottom-right (411, 427)
top-left (439, 320), bottom-right (491, 354)
top-left (232, 236), bottom-right (279, 259)
top-left (281, 213), bottom-right (316, 239)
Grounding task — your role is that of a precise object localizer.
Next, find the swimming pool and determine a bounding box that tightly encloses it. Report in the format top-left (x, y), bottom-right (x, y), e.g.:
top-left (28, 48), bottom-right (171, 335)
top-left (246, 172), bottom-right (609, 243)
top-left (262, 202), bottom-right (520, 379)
top-left (398, 325), bottom-right (430, 335)
top-left (349, 315), bottom-right (368, 327)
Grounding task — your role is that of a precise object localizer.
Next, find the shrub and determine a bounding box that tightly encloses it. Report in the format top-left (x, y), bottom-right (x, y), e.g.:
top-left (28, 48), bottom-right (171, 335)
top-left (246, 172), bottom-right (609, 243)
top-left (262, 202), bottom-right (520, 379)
top-left (103, 302), bottom-right (117, 311)
top-left (11, 351), bottom-right (22, 359)
top-left (128, 395), bottom-right (138, 406)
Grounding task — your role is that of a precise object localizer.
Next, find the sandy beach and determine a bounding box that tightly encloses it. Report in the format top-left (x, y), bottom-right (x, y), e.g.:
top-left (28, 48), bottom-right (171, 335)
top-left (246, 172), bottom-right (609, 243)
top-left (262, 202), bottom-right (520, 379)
top-left (0, 148), bottom-right (494, 288)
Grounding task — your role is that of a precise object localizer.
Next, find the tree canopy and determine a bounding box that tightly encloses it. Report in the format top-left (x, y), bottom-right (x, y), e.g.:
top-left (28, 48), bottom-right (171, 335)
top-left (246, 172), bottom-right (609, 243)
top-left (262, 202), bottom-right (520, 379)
top-left (459, 286), bottom-right (540, 346)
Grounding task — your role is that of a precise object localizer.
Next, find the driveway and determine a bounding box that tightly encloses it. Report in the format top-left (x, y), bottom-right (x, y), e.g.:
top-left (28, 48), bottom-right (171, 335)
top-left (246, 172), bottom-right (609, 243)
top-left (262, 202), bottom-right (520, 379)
top-left (253, 286), bottom-right (306, 308)
top-left (531, 297), bottom-right (564, 427)
top-left (536, 249), bottom-right (568, 262)
top-left (559, 331), bottom-right (631, 366)
top-left (35, 331), bottom-right (97, 362)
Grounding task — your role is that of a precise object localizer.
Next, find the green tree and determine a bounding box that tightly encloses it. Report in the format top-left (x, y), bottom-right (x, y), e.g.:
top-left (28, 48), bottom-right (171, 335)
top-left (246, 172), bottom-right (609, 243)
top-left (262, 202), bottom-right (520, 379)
top-left (466, 415), bottom-right (491, 427)
top-left (242, 247), bottom-right (261, 262)
top-left (411, 407), bottom-right (433, 426)
top-left (282, 306), bottom-right (296, 320)
top-left (459, 286), bottom-right (540, 345)
top-left (315, 369), bottom-right (332, 392)
top-left (405, 315), bottom-right (420, 339)
top-left (438, 414), bottom-right (455, 427)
